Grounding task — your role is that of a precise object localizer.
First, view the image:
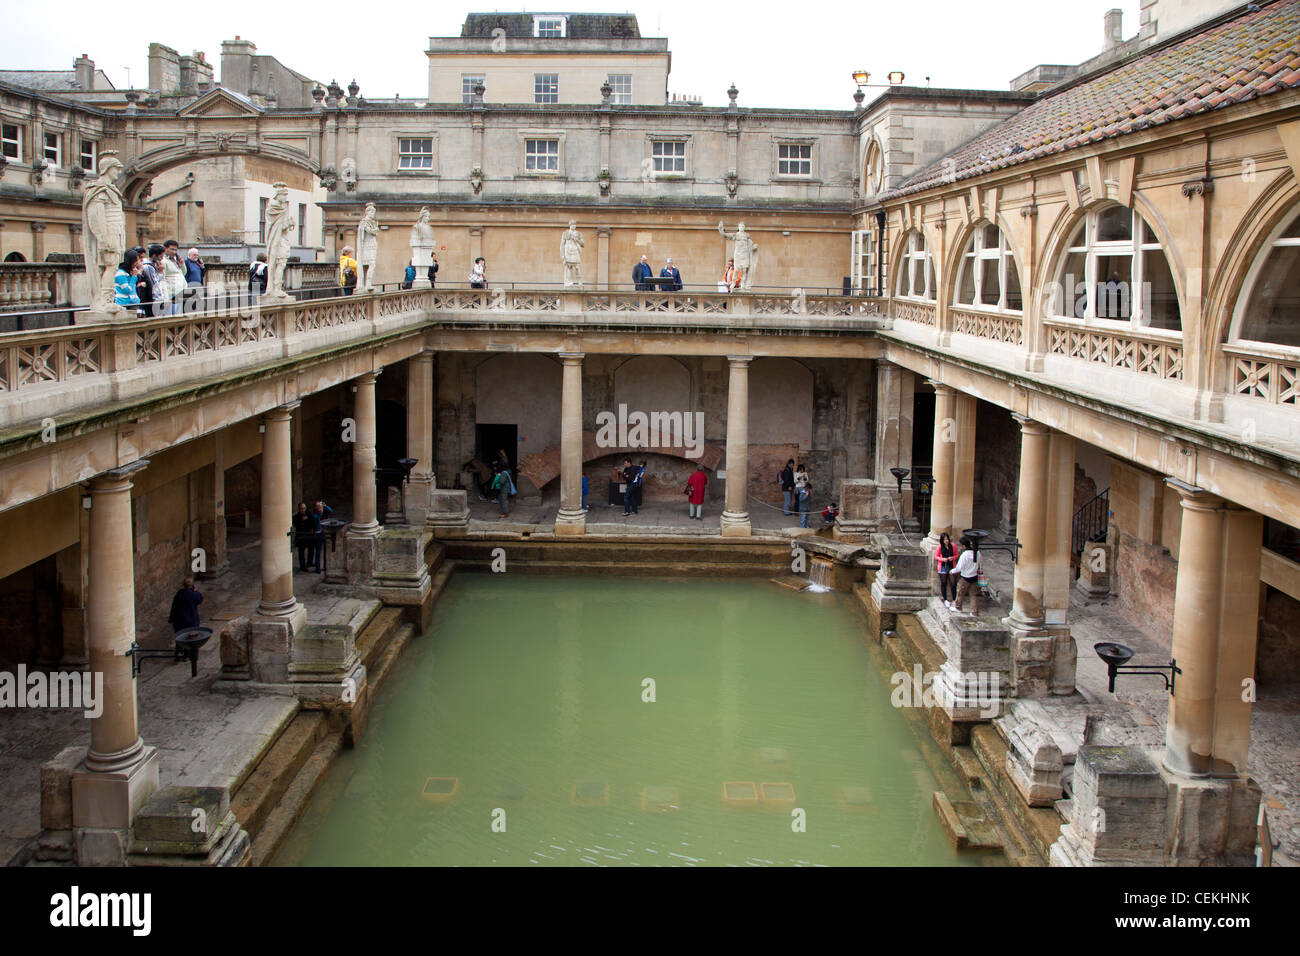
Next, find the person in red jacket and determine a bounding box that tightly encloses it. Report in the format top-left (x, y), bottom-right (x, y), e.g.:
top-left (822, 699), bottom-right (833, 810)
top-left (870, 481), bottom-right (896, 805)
top-left (685, 465), bottom-right (708, 520)
top-left (935, 532), bottom-right (961, 607)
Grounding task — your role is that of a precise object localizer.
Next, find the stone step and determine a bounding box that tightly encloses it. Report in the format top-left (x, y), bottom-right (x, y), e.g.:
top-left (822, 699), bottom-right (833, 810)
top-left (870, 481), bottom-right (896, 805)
top-left (356, 606), bottom-right (405, 673)
top-left (970, 724), bottom-right (1066, 864)
top-left (932, 791), bottom-right (1003, 851)
top-left (451, 560), bottom-right (783, 577)
top-left (250, 734), bottom-right (343, 867)
top-left (229, 711), bottom-right (328, 845)
top-left (769, 572), bottom-right (809, 591)
top-left (441, 539), bottom-right (787, 568)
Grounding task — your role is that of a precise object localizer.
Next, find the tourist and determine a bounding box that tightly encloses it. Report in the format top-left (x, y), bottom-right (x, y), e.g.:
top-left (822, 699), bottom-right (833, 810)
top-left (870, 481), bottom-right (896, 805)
top-left (581, 473), bottom-right (589, 511)
top-left (167, 578), bottom-right (203, 634)
top-left (952, 535), bottom-right (981, 616)
top-left (723, 257), bottom-right (737, 292)
top-left (162, 240), bottom-right (187, 313)
top-left (660, 258), bottom-right (682, 291)
top-left (794, 462), bottom-right (810, 495)
top-left (779, 458), bottom-right (796, 515)
top-left (137, 244), bottom-right (166, 317)
top-left (402, 260), bottom-right (416, 290)
top-left (621, 458), bottom-right (639, 516)
top-left (685, 464), bottom-right (707, 520)
top-left (464, 457), bottom-right (494, 500)
top-left (634, 460), bottom-right (647, 511)
top-left (339, 246), bottom-right (359, 295)
top-left (632, 254), bottom-right (653, 291)
top-left (492, 462), bottom-right (514, 518)
top-left (114, 249), bottom-right (141, 308)
top-left (821, 502), bottom-right (839, 527)
top-left (311, 500), bottom-right (333, 572)
top-left (797, 481), bottom-right (812, 528)
top-left (184, 247), bottom-right (206, 286)
top-left (293, 502), bottom-right (317, 573)
top-left (935, 532), bottom-right (961, 607)
top-left (248, 252), bottom-right (269, 297)
top-left (469, 256), bottom-right (487, 289)
top-left (427, 254), bottom-right (439, 288)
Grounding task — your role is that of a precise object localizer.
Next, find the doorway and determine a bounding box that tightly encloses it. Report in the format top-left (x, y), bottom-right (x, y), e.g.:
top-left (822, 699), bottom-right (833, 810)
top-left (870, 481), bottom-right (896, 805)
top-left (477, 424), bottom-right (518, 475)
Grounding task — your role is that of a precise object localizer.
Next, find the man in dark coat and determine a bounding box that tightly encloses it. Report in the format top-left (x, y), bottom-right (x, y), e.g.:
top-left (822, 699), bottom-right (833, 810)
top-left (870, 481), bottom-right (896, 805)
top-left (780, 458), bottom-right (796, 515)
top-left (168, 579), bottom-right (203, 633)
top-left (632, 255), bottom-right (654, 291)
top-left (659, 258), bottom-right (682, 291)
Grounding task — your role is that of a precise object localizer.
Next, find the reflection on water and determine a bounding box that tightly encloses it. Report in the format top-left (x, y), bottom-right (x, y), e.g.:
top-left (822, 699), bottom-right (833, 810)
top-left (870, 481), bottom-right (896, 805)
top-left (274, 576), bottom-right (994, 867)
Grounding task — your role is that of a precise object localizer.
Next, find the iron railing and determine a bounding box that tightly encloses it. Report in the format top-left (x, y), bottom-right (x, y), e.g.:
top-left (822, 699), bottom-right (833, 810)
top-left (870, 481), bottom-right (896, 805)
top-left (1072, 488), bottom-right (1110, 555)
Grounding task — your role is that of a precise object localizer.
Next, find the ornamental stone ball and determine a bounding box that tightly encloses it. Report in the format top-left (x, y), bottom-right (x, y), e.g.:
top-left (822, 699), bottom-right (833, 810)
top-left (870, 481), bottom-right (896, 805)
top-left (560, 220), bottom-right (585, 287)
top-left (82, 152), bottom-right (127, 315)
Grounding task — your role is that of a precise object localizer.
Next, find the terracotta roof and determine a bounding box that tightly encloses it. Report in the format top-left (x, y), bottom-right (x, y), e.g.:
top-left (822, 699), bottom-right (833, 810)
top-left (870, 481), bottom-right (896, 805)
top-left (889, 0), bottom-right (1300, 199)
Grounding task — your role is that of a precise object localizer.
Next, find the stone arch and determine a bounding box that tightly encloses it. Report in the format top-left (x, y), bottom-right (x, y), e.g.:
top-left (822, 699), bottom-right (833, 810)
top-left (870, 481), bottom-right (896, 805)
top-left (940, 215), bottom-right (1027, 310)
top-left (474, 352), bottom-right (562, 457)
top-left (889, 228), bottom-right (934, 300)
top-left (3, 251), bottom-right (26, 262)
top-left (612, 355), bottom-right (691, 414)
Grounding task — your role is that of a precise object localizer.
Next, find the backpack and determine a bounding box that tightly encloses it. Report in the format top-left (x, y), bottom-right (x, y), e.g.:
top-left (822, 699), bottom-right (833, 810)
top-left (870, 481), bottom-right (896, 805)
top-left (343, 266), bottom-right (357, 288)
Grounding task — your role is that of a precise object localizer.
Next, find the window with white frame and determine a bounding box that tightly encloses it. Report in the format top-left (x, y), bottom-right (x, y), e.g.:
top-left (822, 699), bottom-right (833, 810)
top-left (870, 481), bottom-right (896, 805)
top-left (851, 229), bottom-right (875, 294)
top-left (956, 223), bottom-right (1022, 311)
top-left (524, 138), bottom-right (559, 172)
top-left (43, 131), bottom-right (61, 167)
top-left (1052, 205), bottom-right (1180, 331)
top-left (79, 139), bottom-right (96, 171)
top-left (1232, 210), bottom-right (1300, 348)
top-left (533, 15), bottom-right (566, 37)
top-left (651, 140), bottom-right (686, 173)
top-left (461, 75), bottom-right (485, 104)
top-left (258, 197), bottom-right (268, 244)
top-left (777, 142), bottom-right (812, 176)
top-left (298, 204), bottom-right (307, 246)
top-left (1, 123), bottom-right (20, 161)
top-left (895, 230), bottom-right (933, 300)
top-left (608, 74), bottom-right (632, 105)
top-left (398, 137), bottom-right (433, 170)
top-left (534, 74), bottom-right (558, 104)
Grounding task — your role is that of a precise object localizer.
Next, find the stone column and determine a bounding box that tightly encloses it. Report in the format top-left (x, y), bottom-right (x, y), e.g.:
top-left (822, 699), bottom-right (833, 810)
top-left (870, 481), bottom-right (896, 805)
top-left (1043, 431), bottom-right (1077, 625)
top-left (69, 223), bottom-right (83, 256)
top-left (951, 391), bottom-right (977, 533)
top-left (1008, 416), bottom-right (1051, 634)
top-left (873, 362), bottom-right (915, 525)
top-left (31, 221), bottom-right (46, 262)
top-left (469, 226), bottom-right (484, 266)
top-left (1164, 482), bottom-right (1262, 777)
top-left (597, 227), bottom-right (611, 291)
top-left (196, 432), bottom-right (228, 578)
top-left (257, 403), bottom-right (299, 617)
top-left (720, 356), bottom-right (752, 537)
top-left (555, 352), bottom-right (587, 536)
top-left (924, 382), bottom-right (956, 548)
top-left (405, 351), bottom-right (435, 524)
top-left (351, 372), bottom-right (380, 536)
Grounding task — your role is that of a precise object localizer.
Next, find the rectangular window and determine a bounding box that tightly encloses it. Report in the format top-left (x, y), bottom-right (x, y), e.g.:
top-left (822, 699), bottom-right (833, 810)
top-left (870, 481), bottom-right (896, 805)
top-left (43, 131), bottom-right (61, 167)
top-left (398, 137), bottom-right (433, 170)
top-left (524, 138), bottom-right (559, 172)
top-left (534, 73), bottom-right (558, 104)
top-left (651, 140), bottom-right (686, 173)
top-left (79, 139), bottom-right (96, 170)
top-left (778, 143), bottom-right (812, 176)
top-left (258, 196), bottom-right (268, 245)
top-left (298, 204), bottom-right (306, 245)
top-left (0, 123), bottom-right (19, 161)
top-left (462, 75), bottom-right (484, 104)
top-left (608, 74), bottom-right (632, 105)
top-left (533, 15), bottom-right (566, 37)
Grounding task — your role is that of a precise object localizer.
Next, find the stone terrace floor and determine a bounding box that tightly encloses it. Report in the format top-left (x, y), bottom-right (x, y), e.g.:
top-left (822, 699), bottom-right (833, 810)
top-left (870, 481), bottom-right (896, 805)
top-left (2, 509), bottom-right (1296, 866)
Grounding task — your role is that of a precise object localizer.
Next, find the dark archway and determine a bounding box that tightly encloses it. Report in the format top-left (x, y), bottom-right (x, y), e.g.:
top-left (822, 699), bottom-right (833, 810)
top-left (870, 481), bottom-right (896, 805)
top-left (4, 251), bottom-right (27, 262)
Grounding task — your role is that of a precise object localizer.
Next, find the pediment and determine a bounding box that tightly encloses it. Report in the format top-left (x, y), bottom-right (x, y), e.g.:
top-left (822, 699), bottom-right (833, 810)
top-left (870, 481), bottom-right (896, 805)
top-left (177, 88), bottom-right (263, 118)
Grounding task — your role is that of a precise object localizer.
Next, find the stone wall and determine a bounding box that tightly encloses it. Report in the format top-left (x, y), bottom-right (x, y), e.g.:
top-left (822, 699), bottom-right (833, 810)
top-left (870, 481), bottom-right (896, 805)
top-left (1258, 585), bottom-right (1300, 684)
top-left (0, 556), bottom-right (59, 666)
top-left (1113, 530), bottom-right (1177, 646)
top-left (975, 401), bottom-right (1018, 520)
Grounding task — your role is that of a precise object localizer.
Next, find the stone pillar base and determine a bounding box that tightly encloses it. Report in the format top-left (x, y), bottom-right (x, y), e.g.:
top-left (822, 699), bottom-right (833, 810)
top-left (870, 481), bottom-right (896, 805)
top-left (555, 508), bottom-right (587, 536)
top-left (1075, 542), bottom-right (1112, 598)
top-left (337, 530), bottom-right (378, 585)
top-left (869, 536), bottom-right (931, 612)
top-left (720, 511), bottom-right (751, 537)
top-left (426, 489), bottom-right (470, 529)
top-left (413, 278), bottom-right (431, 290)
top-left (127, 785), bottom-right (251, 866)
top-left (70, 746), bottom-right (160, 835)
top-left (248, 602), bottom-right (307, 684)
top-left (373, 527), bottom-right (435, 630)
top-left (933, 660), bottom-right (1006, 722)
top-left (404, 476), bottom-right (436, 527)
top-left (1006, 624), bottom-right (1075, 698)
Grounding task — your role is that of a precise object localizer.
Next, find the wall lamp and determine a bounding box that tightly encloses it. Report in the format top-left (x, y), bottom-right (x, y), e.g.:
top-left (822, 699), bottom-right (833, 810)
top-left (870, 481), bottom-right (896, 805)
top-left (852, 70), bottom-right (906, 88)
top-left (1094, 642), bottom-right (1181, 696)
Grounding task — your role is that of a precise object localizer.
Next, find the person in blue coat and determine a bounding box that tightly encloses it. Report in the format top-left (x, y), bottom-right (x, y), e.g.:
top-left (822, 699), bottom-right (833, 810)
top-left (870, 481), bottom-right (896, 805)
top-left (632, 254), bottom-right (654, 291)
top-left (659, 258), bottom-right (682, 291)
top-left (168, 579), bottom-right (203, 633)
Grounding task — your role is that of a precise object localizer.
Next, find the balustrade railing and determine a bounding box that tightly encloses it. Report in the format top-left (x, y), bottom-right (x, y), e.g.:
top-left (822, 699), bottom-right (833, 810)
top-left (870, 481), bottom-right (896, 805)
top-left (893, 299), bottom-right (937, 327)
top-left (0, 264), bottom-right (59, 310)
top-left (950, 306), bottom-right (1024, 346)
top-left (1043, 319), bottom-right (1184, 381)
top-left (1224, 344), bottom-right (1299, 407)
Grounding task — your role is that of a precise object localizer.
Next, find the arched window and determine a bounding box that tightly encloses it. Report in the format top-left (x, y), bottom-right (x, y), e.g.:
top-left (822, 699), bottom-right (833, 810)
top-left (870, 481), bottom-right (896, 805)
top-left (895, 231), bottom-right (933, 300)
top-left (1233, 211), bottom-right (1300, 348)
top-left (3, 251), bottom-right (26, 262)
top-left (955, 223), bottom-right (1021, 311)
top-left (1051, 205), bottom-right (1180, 331)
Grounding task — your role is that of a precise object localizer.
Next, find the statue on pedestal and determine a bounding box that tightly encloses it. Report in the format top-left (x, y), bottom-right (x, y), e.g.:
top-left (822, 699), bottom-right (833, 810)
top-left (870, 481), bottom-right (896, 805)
top-left (410, 207), bottom-right (435, 289)
top-left (357, 202), bottom-right (379, 290)
top-left (718, 220), bottom-right (758, 291)
top-left (264, 182), bottom-right (295, 299)
top-left (560, 220), bottom-right (585, 287)
top-left (82, 152), bottom-right (127, 315)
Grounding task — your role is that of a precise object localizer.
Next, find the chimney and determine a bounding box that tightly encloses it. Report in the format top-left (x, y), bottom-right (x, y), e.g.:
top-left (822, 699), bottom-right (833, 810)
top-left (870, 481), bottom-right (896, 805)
top-left (1104, 8), bottom-right (1124, 50)
top-left (74, 54), bottom-right (95, 91)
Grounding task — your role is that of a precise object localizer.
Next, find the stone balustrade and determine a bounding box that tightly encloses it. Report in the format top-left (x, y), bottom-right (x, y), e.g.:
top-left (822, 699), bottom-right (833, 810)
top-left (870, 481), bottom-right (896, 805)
top-left (893, 299), bottom-right (937, 327)
top-left (950, 306), bottom-right (1024, 347)
top-left (0, 264), bottom-right (60, 310)
top-left (1043, 318), bottom-right (1184, 381)
top-left (1224, 343), bottom-right (1299, 407)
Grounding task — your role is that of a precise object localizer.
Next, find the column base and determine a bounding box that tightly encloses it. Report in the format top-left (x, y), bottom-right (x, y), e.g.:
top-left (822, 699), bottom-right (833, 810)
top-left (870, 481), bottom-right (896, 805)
top-left (555, 507), bottom-right (587, 536)
top-left (719, 511), bottom-right (751, 537)
top-left (249, 601), bottom-right (308, 684)
top-left (425, 488), bottom-right (470, 529)
top-left (70, 745), bottom-right (159, 832)
top-left (413, 278), bottom-right (431, 290)
top-left (1005, 621), bottom-right (1075, 697)
top-left (404, 476), bottom-right (436, 527)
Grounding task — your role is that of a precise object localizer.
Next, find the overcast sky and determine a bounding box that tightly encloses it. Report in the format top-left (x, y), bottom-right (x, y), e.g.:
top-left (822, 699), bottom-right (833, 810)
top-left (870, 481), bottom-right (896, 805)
top-left (2, 0), bottom-right (1141, 108)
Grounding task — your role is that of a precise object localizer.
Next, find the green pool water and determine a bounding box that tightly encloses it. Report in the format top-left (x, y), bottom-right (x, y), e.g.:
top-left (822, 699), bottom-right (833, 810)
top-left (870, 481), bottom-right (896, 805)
top-left (273, 575), bottom-right (996, 867)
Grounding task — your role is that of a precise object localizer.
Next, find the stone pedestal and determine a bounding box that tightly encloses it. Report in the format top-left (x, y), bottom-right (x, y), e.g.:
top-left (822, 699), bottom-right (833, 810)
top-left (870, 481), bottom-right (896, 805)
top-left (248, 603), bottom-right (307, 684)
top-left (341, 529), bottom-right (378, 586)
top-left (934, 613), bottom-right (1011, 721)
top-left (67, 746), bottom-right (161, 865)
top-left (1075, 542), bottom-right (1112, 597)
top-left (373, 526), bottom-right (434, 630)
top-left (426, 488), bottom-right (470, 529)
top-left (1004, 721), bottom-right (1064, 806)
top-left (1011, 627), bottom-right (1076, 698)
top-left (127, 785), bottom-right (251, 867)
top-left (834, 478), bottom-right (909, 539)
top-left (869, 536), bottom-right (931, 612)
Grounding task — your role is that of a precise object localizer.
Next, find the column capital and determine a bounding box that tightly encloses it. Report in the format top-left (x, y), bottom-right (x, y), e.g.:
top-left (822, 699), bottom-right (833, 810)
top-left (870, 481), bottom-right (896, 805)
top-left (30, 221), bottom-right (46, 233)
top-left (468, 225), bottom-right (484, 237)
top-left (926, 379), bottom-right (953, 395)
top-left (411, 349), bottom-right (434, 364)
top-left (595, 226), bottom-right (612, 237)
top-left (1165, 478), bottom-right (1222, 512)
top-left (559, 351), bottom-right (585, 364)
top-left (1012, 413), bottom-right (1051, 435)
top-left (354, 370), bottom-right (380, 385)
top-left (262, 403), bottom-right (298, 423)
top-left (68, 223), bottom-right (83, 235)
top-left (88, 459), bottom-right (150, 490)
top-left (726, 354), bottom-right (752, 367)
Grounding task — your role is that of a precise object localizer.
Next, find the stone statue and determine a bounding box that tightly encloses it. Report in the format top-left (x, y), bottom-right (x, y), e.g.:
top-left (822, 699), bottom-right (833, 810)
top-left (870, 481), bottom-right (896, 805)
top-left (264, 182), bottom-right (295, 299)
top-left (560, 220), bottom-right (585, 287)
top-left (357, 202), bottom-right (379, 290)
top-left (410, 207), bottom-right (435, 288)
top-left (82, 152), bottom-right (127, 315)
top-left (718, 220), bottom-right (758, 291)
